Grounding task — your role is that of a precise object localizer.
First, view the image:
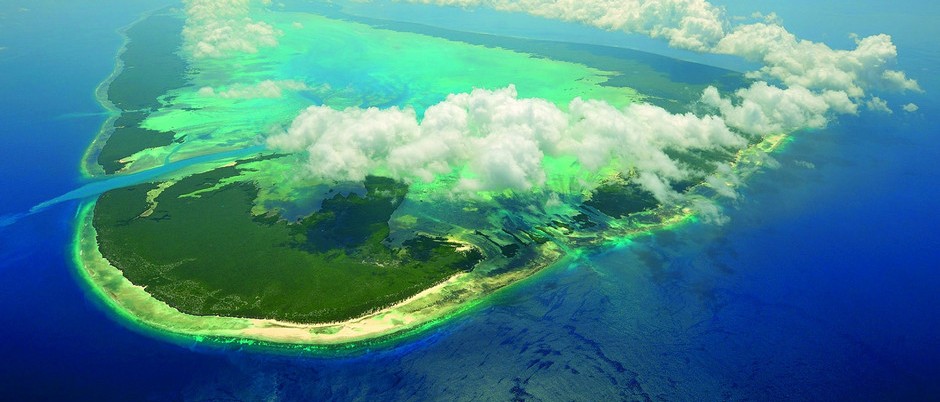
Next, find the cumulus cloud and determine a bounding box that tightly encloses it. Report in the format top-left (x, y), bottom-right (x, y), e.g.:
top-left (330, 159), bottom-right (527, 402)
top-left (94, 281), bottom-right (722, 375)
top-left (882, 70), bottom-right (923, 93)
top-left (687, 196), bottom-right (729, 225)
top-left (256, 0), bottom-right (922, 221)
top-left (564, 98), bottom-right (744, 201)
top-left (701, 82), bottom-right (857, 136)
top-left (403, 0), bottom-right (920, 104)
top-left (408, 0), bottom-right (726, 51)
top-left (197, 80), bottom-right (310, 99)
top-left (182, 0), bottom-right (281, 58)
top-left (716, 26), bottom-right (920, 98)
top-left (902, 103), bottom-right (919, 113)
top-left (268, 86), bottom-right (746, 201)
top-left (865, 96), bottom-right (893, 114)
top-left (703, 163), bottom-right (741, 199)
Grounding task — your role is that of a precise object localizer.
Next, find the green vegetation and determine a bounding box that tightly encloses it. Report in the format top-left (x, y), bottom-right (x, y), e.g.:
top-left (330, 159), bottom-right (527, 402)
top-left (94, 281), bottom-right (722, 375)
top-left (108, 13), bottom-right (188, 111)
top-left (99, 12), bottom-right (187, 173)
top-left (94, 164), bottom-right (482, 323)
top-left (584, 181), bottom-right (660, 218)
top-left (98, 112), bottom-right (178, 173)
top-left (83, 9), bottom-right (763, 339)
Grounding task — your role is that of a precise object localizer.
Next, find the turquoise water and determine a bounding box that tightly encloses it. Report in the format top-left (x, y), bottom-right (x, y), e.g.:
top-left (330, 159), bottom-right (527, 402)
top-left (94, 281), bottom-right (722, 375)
top-left (22, 145), bottom-right (265, 218)
top-left (1, 0), bottom-right (938, 399)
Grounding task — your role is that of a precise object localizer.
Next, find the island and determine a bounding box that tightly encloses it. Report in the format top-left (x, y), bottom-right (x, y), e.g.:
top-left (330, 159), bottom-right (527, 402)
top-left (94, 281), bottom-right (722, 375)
top-left (75, 5), bottom-right (785, 350)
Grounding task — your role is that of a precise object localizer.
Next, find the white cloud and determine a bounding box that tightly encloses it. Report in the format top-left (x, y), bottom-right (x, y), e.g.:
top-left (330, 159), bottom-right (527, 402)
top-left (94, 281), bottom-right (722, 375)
top-left (407, 0), bottom-right (727, 51)
top-left (268, 86), bottom-right (746, 201)
top-left (793, 160), bottom-right (816, 169)
top-left (703, 163), bottom-right (741, 199)
top-left (902, 103), bottom-right (919, 113)
top-left (564, 98), bottom-right (744, 201)
top-left (402, 0), bottom-right (920, 105)
top-left (182, 0), bottom-right (282, 58)
top-left (197, 80), bottom-right (310, 99)
top-left (716, 26), bottom-right (920, 97)
top-left (258, 0), bottom-right (922, 217)
top-left (687, 197), bottom-right (729, 225)
top-left (865, 96), bottom-right (892, 114)
top-left (701, 82), bottom-right (856, 136)
top-left (883, 69), bottom-right (923, 93)
top-left (267, 103), bottom-right (423, 183)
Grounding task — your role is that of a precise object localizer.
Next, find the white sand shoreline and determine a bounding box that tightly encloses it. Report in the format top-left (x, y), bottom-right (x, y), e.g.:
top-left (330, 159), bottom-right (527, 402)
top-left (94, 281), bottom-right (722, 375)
top-left (72, 134), bottom-right (786, 349)
top-left (74, 202), bottom-right (564, 347)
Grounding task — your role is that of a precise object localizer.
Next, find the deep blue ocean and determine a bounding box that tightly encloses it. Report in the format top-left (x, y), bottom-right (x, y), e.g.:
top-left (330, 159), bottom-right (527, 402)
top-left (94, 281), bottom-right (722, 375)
top-left (1, 1), bottom-right (938, 400)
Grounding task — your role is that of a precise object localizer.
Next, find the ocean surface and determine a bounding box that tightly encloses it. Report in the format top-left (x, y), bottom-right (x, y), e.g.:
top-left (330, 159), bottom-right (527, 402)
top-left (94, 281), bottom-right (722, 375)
top-left (1, 0), bottom-right (938, 400)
